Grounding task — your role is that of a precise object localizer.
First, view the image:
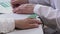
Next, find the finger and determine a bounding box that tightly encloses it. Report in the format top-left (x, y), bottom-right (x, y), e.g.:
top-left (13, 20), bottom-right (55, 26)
top-left (34, 20), bottom-right (42, 24)
top-left (26, 18), bottom-right (38, 24)
top-left (13, 9), bottom-right (17, 13)
top-left (13, 7), bottom-right (21, 13)
top-left (27, 19), bottom-right (42, 24)
top-left (29, 24), bottom-right (39, 28)
top-left (32, 19), bottom-right (42, 24)
top-left (15, 10), bottom-right (27, 14)
top-left (15, 10), bottom-right (23, 14)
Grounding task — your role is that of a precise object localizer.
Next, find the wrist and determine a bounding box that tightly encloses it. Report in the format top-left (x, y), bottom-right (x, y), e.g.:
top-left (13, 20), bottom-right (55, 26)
top-left (15, 19), bottom-right (24, 28)
top-left (15, 20), bottom-right (19, 28)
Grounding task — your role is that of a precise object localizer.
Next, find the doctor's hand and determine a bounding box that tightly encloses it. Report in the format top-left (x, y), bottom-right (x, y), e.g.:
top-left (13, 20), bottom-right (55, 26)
top-left (13, 4), bottom-right (35, 14)
top-left (15, 18), bottom-right (41, 29)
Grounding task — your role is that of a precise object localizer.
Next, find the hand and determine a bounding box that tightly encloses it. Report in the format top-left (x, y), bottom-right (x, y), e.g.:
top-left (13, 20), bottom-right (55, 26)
top-left (11, 0), bottom-right (28, 8)
top-left (13, 4), bottom-right (35, 14)
top-left (15, 18), bottom-right (42, 29)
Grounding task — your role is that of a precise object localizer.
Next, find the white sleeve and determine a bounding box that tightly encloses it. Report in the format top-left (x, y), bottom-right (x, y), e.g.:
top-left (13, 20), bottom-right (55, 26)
top-left (28, 0), bottom-right (50, 6)
top-left (0, 18), bottom-right (15, 33)
top-left (33, 4), bottom-right (60, 30)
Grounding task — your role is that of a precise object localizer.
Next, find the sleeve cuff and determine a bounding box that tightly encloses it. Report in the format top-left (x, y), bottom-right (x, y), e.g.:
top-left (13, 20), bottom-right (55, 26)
top-left (33, 4), bottom-right (53, 17)
top-left (0, 18), bottom-right (15, 33)
top-left (33, 4), bottom-right (42, 16)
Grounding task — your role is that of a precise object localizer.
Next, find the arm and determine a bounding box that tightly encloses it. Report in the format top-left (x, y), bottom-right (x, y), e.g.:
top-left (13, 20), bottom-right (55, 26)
top-left (0, 18), bottom-right (41, 33)
top-left (34, 4), bottom-right (60, 30)
top-left (12, 3), bottom-right (59, 29)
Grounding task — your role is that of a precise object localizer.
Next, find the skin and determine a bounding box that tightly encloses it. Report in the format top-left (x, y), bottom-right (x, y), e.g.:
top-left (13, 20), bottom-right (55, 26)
top-left (11, 0), bottom-right (35, 14)
top-left (15, 18), bottom-right (41, 29)
top-left (11, 0), bottom-right (42, 29)
top-left (13, 4), bottom-right (35, 14)
top-left (11, 0), bottom-right (28, 8)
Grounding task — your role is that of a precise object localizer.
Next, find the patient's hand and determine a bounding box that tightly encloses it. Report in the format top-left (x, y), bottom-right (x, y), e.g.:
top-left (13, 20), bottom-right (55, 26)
top-left (15, 18), bottom-right (41, 29)
top-left (11, 0), bottom-right (28, 8)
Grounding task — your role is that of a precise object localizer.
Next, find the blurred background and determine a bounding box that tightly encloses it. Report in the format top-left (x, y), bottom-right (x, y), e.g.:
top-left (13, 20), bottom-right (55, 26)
top-left (0, 0), bottom-right (13, 13)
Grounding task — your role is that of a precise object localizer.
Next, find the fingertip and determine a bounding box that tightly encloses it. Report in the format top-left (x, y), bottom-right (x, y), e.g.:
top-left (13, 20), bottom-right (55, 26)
top-left (36, 20), bottom-right (42, 24)
top-left (30, 24), bottom-right (39, 28)
top-left (38, 22), bottom-right (42, 24)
